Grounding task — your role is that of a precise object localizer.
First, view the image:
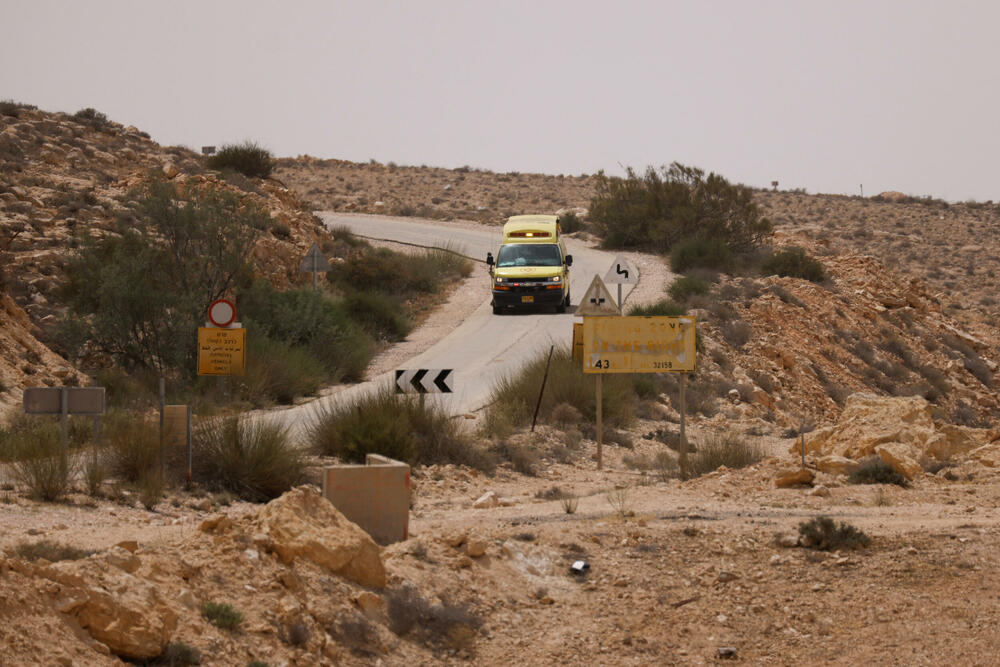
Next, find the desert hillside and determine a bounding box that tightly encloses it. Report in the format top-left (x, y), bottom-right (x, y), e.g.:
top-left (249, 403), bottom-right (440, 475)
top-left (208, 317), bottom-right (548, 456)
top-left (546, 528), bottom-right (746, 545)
top-left (0, 105), bottom-right (331, 414)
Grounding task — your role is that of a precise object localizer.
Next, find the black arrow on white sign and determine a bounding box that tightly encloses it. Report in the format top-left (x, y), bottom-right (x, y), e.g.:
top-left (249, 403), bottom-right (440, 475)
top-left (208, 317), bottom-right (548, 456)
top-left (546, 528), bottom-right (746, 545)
top-left (615, 264), bottom-right (629, 280)
top-left (395, 369), bottom-right (454, 394)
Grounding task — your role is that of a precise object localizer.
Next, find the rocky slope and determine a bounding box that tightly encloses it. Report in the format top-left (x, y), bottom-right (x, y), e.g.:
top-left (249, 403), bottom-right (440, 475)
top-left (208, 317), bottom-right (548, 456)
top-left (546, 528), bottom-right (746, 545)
top-left (0, 105), bottom-right (331, 415)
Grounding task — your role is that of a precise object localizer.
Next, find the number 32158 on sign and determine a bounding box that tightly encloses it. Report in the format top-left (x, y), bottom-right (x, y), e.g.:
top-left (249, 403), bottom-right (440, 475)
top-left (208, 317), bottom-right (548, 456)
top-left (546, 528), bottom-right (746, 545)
top-left (582, 316), bottom-right (696, 373)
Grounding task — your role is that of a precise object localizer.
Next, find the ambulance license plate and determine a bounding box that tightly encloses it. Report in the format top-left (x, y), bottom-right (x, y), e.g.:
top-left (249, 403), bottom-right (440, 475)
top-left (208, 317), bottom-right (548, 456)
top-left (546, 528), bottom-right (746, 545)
top-left (521, 295), bottom-right (534, 303)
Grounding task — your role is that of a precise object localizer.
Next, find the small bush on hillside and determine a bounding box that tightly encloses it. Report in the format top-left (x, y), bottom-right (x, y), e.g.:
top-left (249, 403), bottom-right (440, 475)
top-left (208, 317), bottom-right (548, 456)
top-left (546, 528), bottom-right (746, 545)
top-left (15, 540), bottom-right (95, 562)
top-left (103, 411), bottom-right (162, 484)
top-left (963, 356), bottom-right (994, 388)
top-left (798, 516), bottom-right (871, 551)
top-left (310, 386), bottom-right (491, 470)
top-left (241, 334), bottom-right (325, 405)
top-left (73, 107), bottom-right (110, 128)
top-left (720, 319), bottom-right (752, 348)
top-left (206, 141), bottom-right (274, 179)
top-left (687, 431), bottom-right (764, 478)
top-left (327, 245), bottom-right (471, 297)
top-left (200, 601), bottom-right (244, 630)
top-left (492, 441), bottom-right (538, 476)
top-left (0, 100), bottom-right (36, 117)
top-left (385, 586), bottom-right (482, 647)
top-left (668, 275), bottom-right (710, 303)
top-left (670, 237), bottom-right (734, 274)
top-left (627, 300), bottom-right (686, 316)
top-left (848, 456), bottom-right (909, 488)
top-left (156, 640), bottom-right (202, 666)
top-left (193, 416), bottom-right (305, 501)
top-left (761, 247), bottom-right (827, 283)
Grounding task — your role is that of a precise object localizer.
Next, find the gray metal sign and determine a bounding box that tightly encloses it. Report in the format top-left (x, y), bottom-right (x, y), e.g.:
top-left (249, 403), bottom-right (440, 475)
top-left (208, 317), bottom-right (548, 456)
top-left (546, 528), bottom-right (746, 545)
top-left (299, 243), bottom-right (331, 273)
top-left (23, 387), bottom-right (105, 415)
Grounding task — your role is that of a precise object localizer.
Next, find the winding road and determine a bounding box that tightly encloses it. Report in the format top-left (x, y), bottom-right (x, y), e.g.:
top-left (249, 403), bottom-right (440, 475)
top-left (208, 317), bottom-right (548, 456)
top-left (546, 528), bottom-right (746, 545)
top-left (268, 213), bottom-right (640, 437)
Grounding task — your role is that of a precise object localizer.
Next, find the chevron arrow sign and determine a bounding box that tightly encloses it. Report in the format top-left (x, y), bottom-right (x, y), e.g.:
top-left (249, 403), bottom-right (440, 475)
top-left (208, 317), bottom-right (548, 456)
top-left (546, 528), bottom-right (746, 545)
top-left (395, 369), bottom-right (454, 394)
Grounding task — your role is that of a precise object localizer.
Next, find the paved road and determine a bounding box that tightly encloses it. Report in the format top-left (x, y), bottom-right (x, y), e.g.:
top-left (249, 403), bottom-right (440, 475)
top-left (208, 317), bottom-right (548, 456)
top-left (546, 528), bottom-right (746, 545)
top-left (267, 213), bottom-right (638, 439)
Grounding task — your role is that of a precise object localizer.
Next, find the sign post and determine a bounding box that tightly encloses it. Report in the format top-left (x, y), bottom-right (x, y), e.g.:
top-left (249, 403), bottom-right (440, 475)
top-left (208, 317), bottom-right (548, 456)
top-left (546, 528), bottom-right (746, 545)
top-left (299, 243), bottom-right (331, 292)
top-left (602, 255), bottom-right (638, 315)
top-left (23, 386), bottom-right (106, 455)
top-left (581, 315), bottom-right (697, 472)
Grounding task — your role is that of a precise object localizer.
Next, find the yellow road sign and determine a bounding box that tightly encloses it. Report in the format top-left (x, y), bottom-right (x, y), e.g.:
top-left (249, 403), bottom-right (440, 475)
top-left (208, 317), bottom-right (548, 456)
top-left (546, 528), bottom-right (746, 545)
top-left (197, 327), bottom-right (246, 376)
top-left (582, 316), bottom-right (696, 373)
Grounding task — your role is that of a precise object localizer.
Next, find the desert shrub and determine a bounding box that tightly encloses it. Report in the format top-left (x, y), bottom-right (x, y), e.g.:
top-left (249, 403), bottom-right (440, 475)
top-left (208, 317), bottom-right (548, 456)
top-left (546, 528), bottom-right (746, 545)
top-left (0, 99), bottom-right (36, 117)
top-left (241, 334), bottom-right (325, 405)
top-left (950, 400), bottom-right (987, 428)
top-left (328, 245), bottom-right (472, 298)
top-left (14, 540), bottom-right (95, 562)
top-left (309, 386), bottom-right (490, 470)
top-left (156, 640), bottom-right (202, 666)
top-left (200, 601), bottom-right (244, 630)
top-left (484, 347), bottom-right (634, 434)
top-left (385, 586), bottom-right (482, 647)
top-left (963, 356), bottom-right (994, 388)
top-left (103, 411), bottom-right (162, 484)
top-left (588, 163), bottom-right (772, 254)
top-left (687, 431), bottom-right (764, 478)
top-left (627, 300), bottom-right (686, 316)
top-left (269, 222), bottom-right (291, 239)
top-left (760, 247), bottom-right (826, 283)
top-left (493, 441), bottom-right (537, 476)
top-left (9, 421), bottom-right (74, 501)
top-left (239, 280), bottom-right (373, 384)
top-left (720, 319), bottom-right (752, 348)
top-left (848, 457), bottom-right (909, 488)
top-left (670, 237), bottom-right (734, 274)
top-left (73, 107), bottom-right (109, 128)
top-left (193, 416), bottom-right (305, 501)
top-left (668, 275), bottom-right (710, 303)
top-left (137, 470), bottom-right (164, 510)
top-left (654, 450), bottom-right (678, 481)
top-left (559, 211), bottom-right (584, 233)
top-left (550, 402), bottom-right (582, 429)
top-left (206, 141), bottom-right (274, 179)
top-left (282, 620), bottom-right (310, 647)
top-left (798, 516), bottom-right (871, 551)
top-left (60, 177), bottom-right (266, 374)
top-left (344, 291), bottom-right (413, 341)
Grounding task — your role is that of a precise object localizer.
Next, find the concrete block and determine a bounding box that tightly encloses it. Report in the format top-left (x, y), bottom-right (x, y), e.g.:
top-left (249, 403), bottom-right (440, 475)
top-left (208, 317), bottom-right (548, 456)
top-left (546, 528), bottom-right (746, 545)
top-left (321, 454), bottom-right (410, 545)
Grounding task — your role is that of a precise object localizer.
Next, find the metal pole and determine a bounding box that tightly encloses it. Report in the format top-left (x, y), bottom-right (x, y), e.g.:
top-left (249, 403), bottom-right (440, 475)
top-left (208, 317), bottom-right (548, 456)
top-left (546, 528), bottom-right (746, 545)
top-left (60, 386), bottom-right (68, 458)
top-left (159, 377), bottom-right (165, 480)
top-left (531, 345), bottom-right (555, 432)
top-left (596, 374), bottom-right (603, 471)
top-left (186, 405), bottom-right (192, 487)
top-left (617, 284), bottom-right (623, 315)
top-left (312, 252), bottom-right (318, 292)
top-left (679, 373), bottom-right (688, 479)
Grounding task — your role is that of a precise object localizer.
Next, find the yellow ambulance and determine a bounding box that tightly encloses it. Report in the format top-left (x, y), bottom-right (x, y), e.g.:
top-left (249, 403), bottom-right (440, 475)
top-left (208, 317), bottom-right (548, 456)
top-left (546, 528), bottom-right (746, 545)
top-left (486, 215), bottom-right (573, 314)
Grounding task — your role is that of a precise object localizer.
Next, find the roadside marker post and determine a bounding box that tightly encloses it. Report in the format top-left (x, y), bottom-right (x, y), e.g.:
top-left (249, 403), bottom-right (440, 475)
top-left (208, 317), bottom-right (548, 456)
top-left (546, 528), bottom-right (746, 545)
top-left (23, 386), bottom-right (106, 456)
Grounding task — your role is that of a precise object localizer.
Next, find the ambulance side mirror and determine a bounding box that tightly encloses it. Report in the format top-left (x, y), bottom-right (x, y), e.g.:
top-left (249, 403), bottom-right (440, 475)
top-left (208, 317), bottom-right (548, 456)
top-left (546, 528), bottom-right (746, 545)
top-left (486, 252), bottom-right (494, 267)
top-left (564, 255), bottom-right (573, 267)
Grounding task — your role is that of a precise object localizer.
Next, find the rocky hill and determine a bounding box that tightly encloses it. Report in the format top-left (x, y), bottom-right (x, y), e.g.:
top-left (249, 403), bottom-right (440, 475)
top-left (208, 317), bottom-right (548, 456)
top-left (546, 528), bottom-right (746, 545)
top-left (278, 158), bottom-right (1000, 430)
top-left (0, 105), bottom-right (331, 415)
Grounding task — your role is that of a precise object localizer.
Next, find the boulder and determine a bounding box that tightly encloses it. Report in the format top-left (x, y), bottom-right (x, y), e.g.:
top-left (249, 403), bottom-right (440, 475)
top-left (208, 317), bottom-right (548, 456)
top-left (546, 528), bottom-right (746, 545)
top-left (874, 443), bottom-right (922, 480)
top-left (39, 564), bottom-right (177, 660)
top-left (466, 538), bottom-right (487, 558)
top-left (775, 467), bottom-right (814, 488)
top-left (256, 486), bottom-right (386, 588)
top-left (969, 443), bottom-right (1000, 468)
top-left (473, 491), bottom-right (499, 509)
top-left (815, 455), bottom-right (857, 476)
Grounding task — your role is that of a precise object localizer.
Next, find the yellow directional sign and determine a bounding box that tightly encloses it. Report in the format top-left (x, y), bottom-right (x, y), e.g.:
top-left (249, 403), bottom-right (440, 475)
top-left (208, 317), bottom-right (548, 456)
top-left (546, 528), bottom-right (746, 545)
top-left (197, 327), bottom-right (246, 376)
top-left (583, 316), bottom-right (696, 373)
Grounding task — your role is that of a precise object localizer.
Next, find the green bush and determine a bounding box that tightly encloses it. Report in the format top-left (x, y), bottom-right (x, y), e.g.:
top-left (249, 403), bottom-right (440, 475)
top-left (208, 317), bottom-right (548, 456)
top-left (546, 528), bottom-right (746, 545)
top-left (761, 247), bottom-right (826, 283)
top-left (239, 280), bottom-right (374, 384)
top-left (241, 334), bottom-right (325, 405)
top-left (484, 348), bottom-right (634, 435)
top-left (670, 237), bottom-right (734, 274)
top-left (309, 386), bottom-right (491, 470)
top-left (798, 516), bottom-right (871, 551)
top-left (156, 640), bottom-right (202, 666)
top-left (385, 586), bottom-right (482, 645)
top-left (207, 141), bottom-right (274, 179)
top-left (0, 99), bottom-right (36, 117)
top-left (327, 246), bottom-right (471, 297)
top-left (60, 177), bottom-right (266, 374)
top-left (687, 431), bottom-right (764, 478)
top-left (103, 411), bottom-right (162, 484)
top-left (344, 291), bottom-right (413, 341)
top-left (558, 211), bottom-right (585, 233)
top-left (200, 601), bottom-right (244, 630)
top-left (627, 300), bottom-right (686, 316)
top-left (193, 416), bottom-right (305, 502)
top-left (848, 456), bottom-right (909, 487)
top-left (73, 107), bottom-right (109, 128)
top-left (667, 275), bottom-right (710, 303)
top-left (588, 163), bottom-right (772, 255)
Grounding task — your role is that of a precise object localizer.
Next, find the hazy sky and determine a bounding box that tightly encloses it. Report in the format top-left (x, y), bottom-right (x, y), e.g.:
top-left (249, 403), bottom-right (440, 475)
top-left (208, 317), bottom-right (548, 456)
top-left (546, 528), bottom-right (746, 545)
top-left (3, 1), bottom-right (999, 201)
